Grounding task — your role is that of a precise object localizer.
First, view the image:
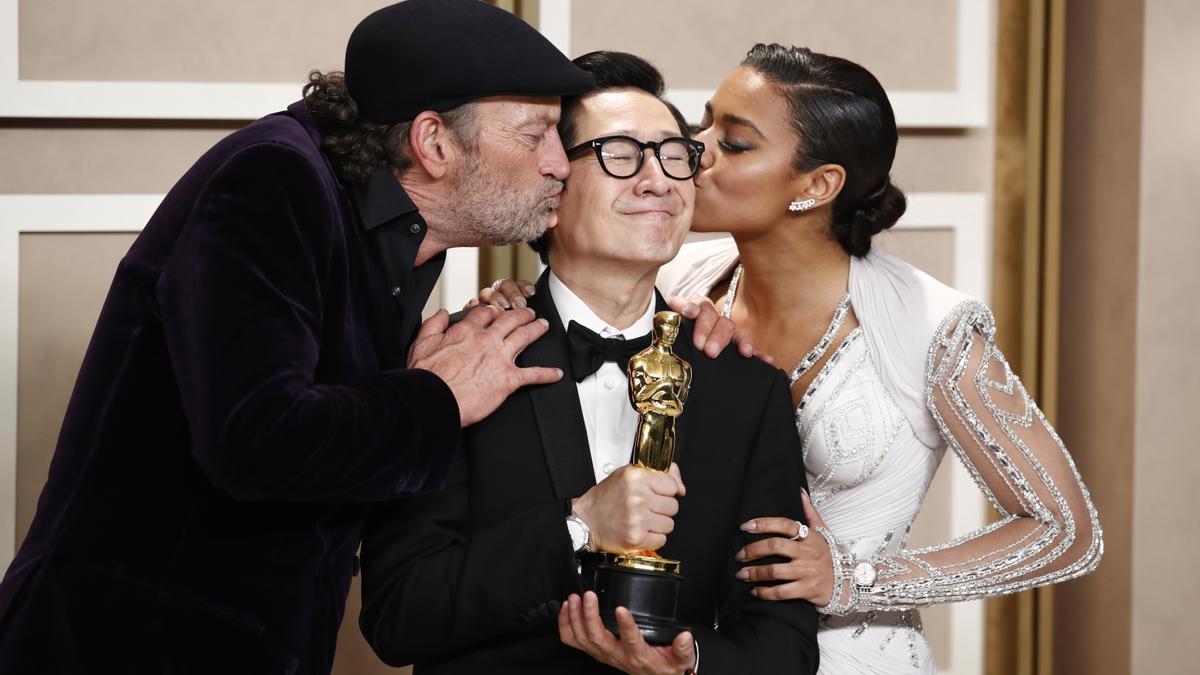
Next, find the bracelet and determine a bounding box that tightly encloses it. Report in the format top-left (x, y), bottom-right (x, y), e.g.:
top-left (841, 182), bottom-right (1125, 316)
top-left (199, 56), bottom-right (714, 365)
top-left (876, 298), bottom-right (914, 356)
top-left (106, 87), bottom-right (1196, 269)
top-left (814, 526), bottom-right (857, 616)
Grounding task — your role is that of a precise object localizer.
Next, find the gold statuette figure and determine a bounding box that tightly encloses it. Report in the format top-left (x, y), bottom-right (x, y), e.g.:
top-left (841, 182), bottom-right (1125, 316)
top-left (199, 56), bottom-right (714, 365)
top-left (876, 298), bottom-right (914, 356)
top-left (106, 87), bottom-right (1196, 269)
top-left (593, 310), bottom-right (693, 643)
top-left (604, 311), bottom-right (692, 573)
top-left (628, 311), bottom-right (692, 472)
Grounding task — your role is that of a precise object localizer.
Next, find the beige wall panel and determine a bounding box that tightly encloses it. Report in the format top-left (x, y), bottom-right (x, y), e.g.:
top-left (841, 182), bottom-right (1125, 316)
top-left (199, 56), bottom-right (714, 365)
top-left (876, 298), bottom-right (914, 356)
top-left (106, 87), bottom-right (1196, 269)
top-left (1131, 1), bottom-right (1200, 673)
top-left (20, 0), bottom-right (390, 82)
top-left (1056, 1), bottom-right (1144, 673)
top-left (0, 126), bottom-right (241, 194)
top-left (570, 0), bottom-right (957, 92)
top-left (876, 228), bottom-right (956, 286)
top-left (17, 232), bottom-right (138, 547)
top-left (894, 130), bottom-right (993, 193)
top-left (875, 227), bottom-right (955, 669)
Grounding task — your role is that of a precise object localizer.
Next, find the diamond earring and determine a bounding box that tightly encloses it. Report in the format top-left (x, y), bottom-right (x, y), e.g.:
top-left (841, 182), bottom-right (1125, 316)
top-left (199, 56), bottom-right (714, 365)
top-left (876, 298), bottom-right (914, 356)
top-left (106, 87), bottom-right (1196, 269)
top-left (788, 198), bottom-right (816, 212)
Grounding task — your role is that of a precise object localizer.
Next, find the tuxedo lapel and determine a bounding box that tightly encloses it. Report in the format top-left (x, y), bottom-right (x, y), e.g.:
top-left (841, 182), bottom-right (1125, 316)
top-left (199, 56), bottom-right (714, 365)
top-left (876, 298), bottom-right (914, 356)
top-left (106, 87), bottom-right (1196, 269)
top-left (660, 292), bottom-right (692, 467)
top-left (521, 273), bottom-right (597, 501)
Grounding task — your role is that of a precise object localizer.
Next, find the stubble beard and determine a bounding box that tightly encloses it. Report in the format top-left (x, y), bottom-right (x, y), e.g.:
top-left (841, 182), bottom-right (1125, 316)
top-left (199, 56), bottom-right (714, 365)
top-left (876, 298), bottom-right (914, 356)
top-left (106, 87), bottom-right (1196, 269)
top-left (447, 155), bottom-right (561, 247)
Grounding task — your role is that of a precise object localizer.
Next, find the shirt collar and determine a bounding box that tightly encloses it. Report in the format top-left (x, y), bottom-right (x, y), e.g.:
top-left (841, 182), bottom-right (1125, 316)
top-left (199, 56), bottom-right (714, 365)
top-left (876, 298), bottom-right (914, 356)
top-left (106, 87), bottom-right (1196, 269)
top-left (351, 166), bottom-right (420, 231)
top-left (548, 271), bottom-right (656, 339)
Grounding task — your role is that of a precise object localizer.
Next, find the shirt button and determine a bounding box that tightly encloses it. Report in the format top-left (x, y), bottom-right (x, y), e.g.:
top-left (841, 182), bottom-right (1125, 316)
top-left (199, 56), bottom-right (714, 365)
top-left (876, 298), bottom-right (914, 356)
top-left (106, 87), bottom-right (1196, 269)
top-left (602, 463), bottom-right (615, 475)
top-left (603, 377), bottom-right (617, 390)
top-left (409, 223), bottom-right (422, 234)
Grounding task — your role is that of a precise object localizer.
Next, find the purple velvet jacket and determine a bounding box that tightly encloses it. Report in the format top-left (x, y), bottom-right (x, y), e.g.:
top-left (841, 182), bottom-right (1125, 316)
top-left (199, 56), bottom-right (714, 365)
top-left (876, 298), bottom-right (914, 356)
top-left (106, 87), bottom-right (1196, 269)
top-left (0, 104), bottom-right (460, 674)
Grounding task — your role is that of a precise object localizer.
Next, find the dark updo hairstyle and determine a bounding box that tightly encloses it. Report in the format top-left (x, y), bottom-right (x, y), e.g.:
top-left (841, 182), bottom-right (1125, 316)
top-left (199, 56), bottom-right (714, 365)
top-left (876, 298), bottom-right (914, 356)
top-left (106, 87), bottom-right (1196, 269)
top-left (742, 44), bottom-right (906, 257)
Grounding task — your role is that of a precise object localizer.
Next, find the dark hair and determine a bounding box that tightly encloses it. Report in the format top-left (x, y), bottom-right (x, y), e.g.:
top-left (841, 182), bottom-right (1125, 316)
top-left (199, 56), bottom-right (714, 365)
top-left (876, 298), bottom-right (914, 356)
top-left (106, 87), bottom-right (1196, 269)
top-left (742, 44), bottom-right (906, 257)
top-left (556, 51), bottom-right (689, 148)
top-left (303, 70), bottom-right (476, 185)
top-left (529, 51), bottom-right (690, 263)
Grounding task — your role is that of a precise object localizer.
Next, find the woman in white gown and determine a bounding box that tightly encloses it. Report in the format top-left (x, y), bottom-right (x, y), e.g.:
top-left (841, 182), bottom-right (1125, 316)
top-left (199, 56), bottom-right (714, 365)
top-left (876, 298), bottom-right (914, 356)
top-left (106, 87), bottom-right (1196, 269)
top-left (653, 44), bottom-right (1103, 673)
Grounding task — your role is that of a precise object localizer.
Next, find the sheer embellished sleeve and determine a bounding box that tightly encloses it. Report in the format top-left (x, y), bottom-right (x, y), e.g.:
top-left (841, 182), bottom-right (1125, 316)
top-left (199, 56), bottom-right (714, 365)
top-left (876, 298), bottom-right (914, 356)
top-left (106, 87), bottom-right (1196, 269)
top-left (817, 301), bottom-right (1103, 614)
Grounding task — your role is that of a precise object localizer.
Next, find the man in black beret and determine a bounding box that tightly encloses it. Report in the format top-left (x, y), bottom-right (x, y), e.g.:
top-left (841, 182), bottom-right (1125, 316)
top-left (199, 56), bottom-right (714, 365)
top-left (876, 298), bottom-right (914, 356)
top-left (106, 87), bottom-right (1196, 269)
top-left (0, 1), bottom-right (591, 674)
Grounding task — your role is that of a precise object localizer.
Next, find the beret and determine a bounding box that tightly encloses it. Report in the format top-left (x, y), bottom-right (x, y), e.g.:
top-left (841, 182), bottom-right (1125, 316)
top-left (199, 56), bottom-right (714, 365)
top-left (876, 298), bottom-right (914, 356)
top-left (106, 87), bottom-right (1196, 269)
top-left (345, 0), bottom-right (594, 124)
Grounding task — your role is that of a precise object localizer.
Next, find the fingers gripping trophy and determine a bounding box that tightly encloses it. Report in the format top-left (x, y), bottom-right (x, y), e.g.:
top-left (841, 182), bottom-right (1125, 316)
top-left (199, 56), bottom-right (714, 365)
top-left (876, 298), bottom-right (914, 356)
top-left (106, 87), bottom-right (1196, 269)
top-left (594, 311), bottom-right (693, 644)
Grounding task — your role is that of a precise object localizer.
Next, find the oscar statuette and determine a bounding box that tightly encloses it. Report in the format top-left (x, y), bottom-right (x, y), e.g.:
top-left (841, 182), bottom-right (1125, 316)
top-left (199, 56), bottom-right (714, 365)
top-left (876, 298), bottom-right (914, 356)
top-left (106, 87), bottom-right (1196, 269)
top-left (593, 310), bottom-right (693, 645)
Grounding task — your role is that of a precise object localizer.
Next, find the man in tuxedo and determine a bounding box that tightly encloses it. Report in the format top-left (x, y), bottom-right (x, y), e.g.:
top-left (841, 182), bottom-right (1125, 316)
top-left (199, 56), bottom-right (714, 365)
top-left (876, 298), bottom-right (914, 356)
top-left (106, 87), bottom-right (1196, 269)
top-left (359, 51), bottom-right (819, 674)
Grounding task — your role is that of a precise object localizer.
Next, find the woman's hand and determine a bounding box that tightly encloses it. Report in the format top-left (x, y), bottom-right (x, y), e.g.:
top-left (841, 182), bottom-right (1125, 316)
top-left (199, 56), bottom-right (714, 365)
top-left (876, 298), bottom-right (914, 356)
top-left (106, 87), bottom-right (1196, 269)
top-left (666, 295), bottom-right (772, 363)
top-left (735, 490), bottom-right (834, 605)
top-left (465, 278), bottom-right (535, 310)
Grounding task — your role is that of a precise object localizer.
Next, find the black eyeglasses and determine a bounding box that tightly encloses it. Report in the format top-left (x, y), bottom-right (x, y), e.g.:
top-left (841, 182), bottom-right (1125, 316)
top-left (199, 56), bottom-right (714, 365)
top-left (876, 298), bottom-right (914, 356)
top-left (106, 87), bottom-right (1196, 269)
top-left (566, 135), bottom-right (705, 180)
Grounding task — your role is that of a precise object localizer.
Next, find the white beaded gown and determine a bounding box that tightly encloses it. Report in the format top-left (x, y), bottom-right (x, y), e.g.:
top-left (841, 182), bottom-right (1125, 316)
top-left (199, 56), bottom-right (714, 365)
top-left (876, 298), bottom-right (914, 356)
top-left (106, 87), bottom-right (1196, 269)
top-left (657, 237), bottom-right (1102, 674)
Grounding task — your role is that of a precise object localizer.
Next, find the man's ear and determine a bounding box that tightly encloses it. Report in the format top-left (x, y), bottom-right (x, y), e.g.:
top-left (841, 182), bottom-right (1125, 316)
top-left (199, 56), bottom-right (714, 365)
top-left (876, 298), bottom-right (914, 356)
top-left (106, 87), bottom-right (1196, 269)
top-left (406, 111), bottom-right (461, 180)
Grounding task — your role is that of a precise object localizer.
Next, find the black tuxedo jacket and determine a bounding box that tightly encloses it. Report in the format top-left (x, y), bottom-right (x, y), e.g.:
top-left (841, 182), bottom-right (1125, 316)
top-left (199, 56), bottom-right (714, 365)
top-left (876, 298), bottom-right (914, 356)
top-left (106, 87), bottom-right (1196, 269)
top-left (360, 273), bottom-right (819, 674)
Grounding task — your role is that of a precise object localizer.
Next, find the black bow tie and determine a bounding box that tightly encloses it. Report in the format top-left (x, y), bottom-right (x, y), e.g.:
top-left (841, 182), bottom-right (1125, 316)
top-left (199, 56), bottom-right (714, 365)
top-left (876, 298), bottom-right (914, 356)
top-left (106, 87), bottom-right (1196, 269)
top-left (566, 321), bottom-right (653, 383)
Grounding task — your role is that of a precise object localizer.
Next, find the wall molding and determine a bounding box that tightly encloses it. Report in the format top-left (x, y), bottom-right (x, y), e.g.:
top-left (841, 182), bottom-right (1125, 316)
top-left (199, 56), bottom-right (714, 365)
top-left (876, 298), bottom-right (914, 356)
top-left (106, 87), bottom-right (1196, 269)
top-left (540, 0), bottom-right (991, 128)
top-left (0, 0), bottom-right (299, 119)
top-left (2, 0), bottom-right (990, 126)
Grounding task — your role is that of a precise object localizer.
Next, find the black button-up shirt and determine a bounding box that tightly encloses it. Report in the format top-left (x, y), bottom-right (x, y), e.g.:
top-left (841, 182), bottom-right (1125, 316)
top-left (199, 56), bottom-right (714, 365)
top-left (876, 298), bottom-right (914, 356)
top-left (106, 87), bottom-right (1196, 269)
top-left (351, 167), bottom-right (447, 347)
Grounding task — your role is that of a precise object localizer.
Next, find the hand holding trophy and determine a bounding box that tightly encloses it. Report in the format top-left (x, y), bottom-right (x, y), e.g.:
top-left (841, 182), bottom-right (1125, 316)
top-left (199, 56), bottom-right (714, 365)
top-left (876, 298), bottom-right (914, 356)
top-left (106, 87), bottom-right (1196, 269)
top-left (593, 310), bottom-right (693, 644)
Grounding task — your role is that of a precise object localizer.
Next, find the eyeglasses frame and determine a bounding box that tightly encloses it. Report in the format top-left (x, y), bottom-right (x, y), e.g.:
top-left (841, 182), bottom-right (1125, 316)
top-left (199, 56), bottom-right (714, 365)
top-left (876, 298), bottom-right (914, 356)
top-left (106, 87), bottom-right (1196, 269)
top-left (565, 134), bottom-right (706, 180)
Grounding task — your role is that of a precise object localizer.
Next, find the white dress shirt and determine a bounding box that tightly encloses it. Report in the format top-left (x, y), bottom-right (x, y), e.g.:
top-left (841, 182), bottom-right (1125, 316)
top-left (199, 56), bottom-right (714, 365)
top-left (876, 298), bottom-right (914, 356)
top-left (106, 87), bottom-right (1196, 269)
top-left (550, 274), bottom-right (699, 671)
top-left (548, 272), bottom-right (654, 484)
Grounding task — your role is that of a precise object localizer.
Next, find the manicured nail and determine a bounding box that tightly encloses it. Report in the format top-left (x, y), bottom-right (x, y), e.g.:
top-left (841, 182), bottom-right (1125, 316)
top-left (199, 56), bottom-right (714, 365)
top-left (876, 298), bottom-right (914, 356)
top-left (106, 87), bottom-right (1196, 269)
top-left (735, 569), bottom-right (749, 580)
top-left (740, 520), bottom-right (757, 532)
top-left (537, 318), bottom-right (549, 327)
top-left (523, 284), bottom-right (536, 295)
top-left (683, 303), bottom-right (699, 317)
top-left (498, 297), bottom-right (510, 309)
top-left (585, 592), bottom-right (596, 608)
top-left (513, 296), bottom-right (527, 309)
top-left (734, 549), bottom-right (747, 561)
top-left (569, 595), bottom-right (579, 609)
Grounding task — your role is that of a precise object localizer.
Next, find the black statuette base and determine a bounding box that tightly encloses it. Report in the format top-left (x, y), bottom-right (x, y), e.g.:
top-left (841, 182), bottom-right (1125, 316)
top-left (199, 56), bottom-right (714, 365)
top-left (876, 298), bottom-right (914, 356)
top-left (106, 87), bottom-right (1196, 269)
top-left (593, 562), bottom-right (688, 645)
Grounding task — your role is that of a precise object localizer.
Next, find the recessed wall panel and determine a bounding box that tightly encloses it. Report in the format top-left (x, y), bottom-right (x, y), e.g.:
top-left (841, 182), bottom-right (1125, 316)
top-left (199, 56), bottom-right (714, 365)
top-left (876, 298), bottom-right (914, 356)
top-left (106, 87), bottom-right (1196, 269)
top-left (895, 130), bottom-right (993, 193)
top-left (0, 126), bottom-right (242, 194)
top-left (20, 0), bottom-right (390, 82)
top-left (570, 0), bottom-right (957, 92)
top-left (17, 232), bottom-right (138, 547)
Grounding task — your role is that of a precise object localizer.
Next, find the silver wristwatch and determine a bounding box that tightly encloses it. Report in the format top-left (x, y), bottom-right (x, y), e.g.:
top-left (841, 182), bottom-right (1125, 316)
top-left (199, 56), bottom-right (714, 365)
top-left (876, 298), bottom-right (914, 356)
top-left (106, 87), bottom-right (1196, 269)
top-left (566, 513), bottom-right (594, 553)
top-left (852, 561), bottom-right (878, 589)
